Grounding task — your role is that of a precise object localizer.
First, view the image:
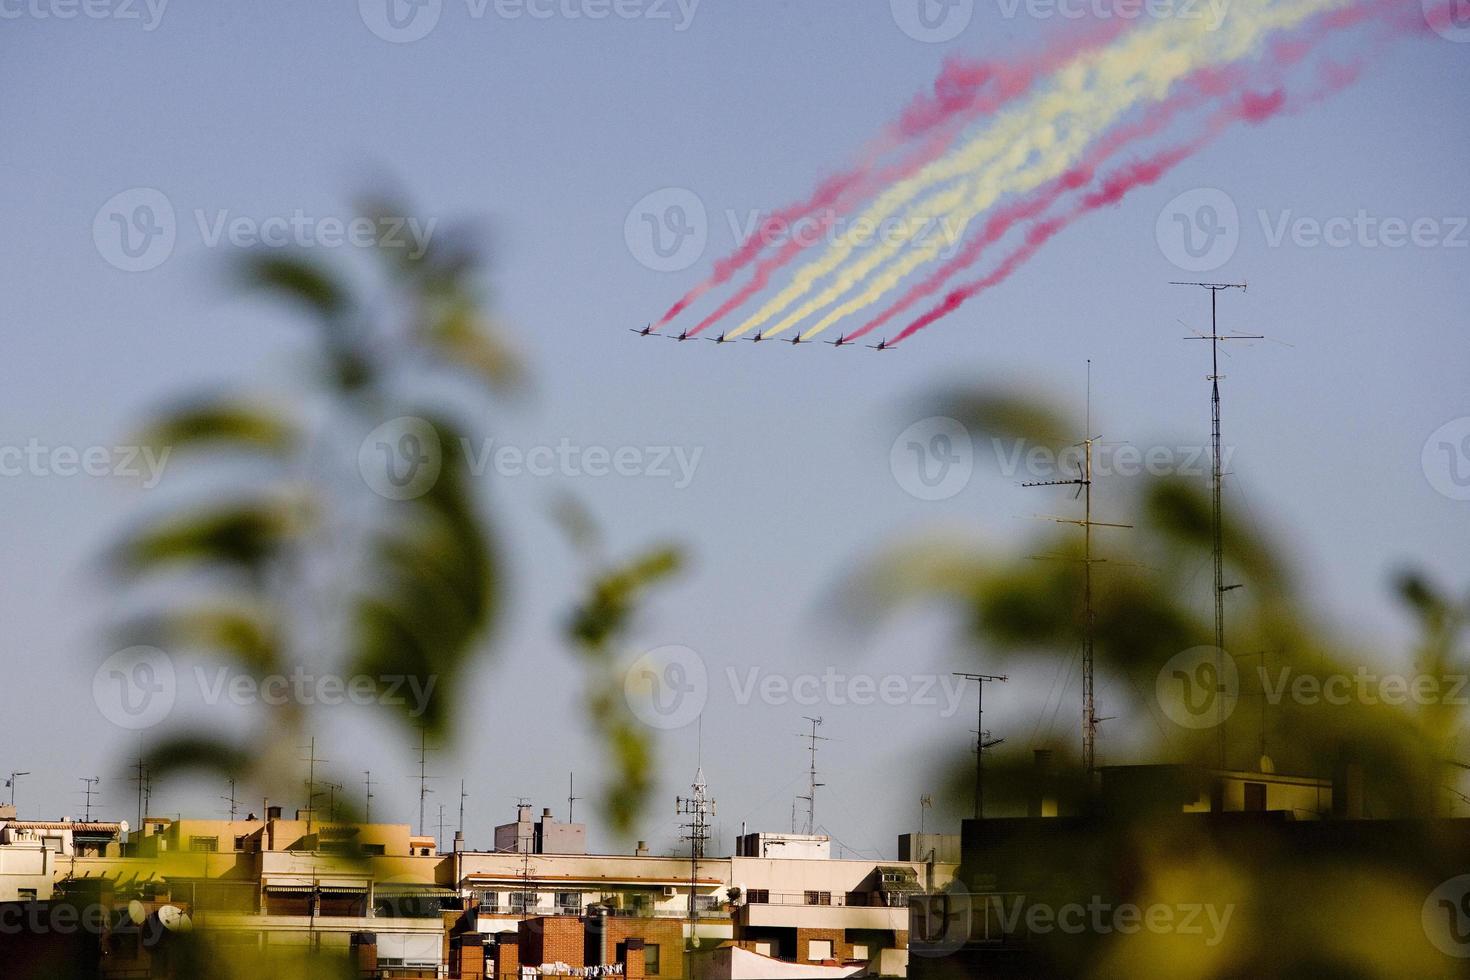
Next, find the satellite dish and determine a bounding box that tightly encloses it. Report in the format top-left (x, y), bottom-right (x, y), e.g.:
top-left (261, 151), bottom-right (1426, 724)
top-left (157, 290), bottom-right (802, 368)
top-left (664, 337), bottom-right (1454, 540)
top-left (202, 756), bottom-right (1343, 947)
top-left (157, 905), bottom-right (192, 932)
top-left (690, 935), bottom-right (702, 949)
top-left (1258, 755), bottom-right (1276, 774)
top-left (127, 900), bottom-right (146, 925)
top-left (119, 820), bottom-right (130, 834)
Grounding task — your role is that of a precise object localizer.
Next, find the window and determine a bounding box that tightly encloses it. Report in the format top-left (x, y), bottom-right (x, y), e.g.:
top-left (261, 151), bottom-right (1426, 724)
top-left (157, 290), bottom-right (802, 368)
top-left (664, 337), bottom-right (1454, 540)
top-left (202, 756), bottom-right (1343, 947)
top-left (694, 895), bottom-right (720, 913)
top-left (804, 890), bottom-right (832, 906)
top-left (476, 891), bottom-right (499, 912)
top-left (1244, 781), bottom-right (1267, 812)
top-left (508, 891), bottom-right (536, 913)
top-left (754, 941), bottom-right (773, 957)
top-left (747, 889), bottom-right (770, 904)
top-left (852, 944), bottom-right (870, 960)
top-left (555, 891), bottom-right (581, 914)
top-left (361, 843), bottom-right (385, 856)
top-left (233, 835), bottom-right (249, 851)
top-left (189, 836), bottom-right (219, 853)
top-left (808, 939), bottom-right (833, 961)
top-left (17, 888), bottom-right (37, 902)
top-left (41, 836), bottom-right (63, 853)
top-left (644, 943), bottom-right (661, 976)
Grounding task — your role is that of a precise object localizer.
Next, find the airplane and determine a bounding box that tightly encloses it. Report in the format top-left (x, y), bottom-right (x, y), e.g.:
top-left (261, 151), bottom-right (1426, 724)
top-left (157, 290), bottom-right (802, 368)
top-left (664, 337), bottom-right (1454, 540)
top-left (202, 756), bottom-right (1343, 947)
top-left (825, 334), bottom-right (853, 348)
top-left (630, 324), bottom-right (656, 337)
top-left (666, 330), bottom-right (694, 342)
top-left (867, 338), bottom-right (894, 351)
top-left (787, 334), bottom-right (809, 346)
top-left (708, 332), bottom-right (732, 344)
top-left (749, 331), bottom-right (766, 343)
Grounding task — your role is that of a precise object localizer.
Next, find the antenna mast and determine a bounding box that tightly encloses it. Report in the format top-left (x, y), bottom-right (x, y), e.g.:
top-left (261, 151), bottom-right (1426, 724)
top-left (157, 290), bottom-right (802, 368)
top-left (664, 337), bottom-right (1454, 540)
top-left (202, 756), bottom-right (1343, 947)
top-left (796, 717), bottom-right (827, 835)
top-left (416, 727), bottom-right (434, 836)
top-left (363, 770), bottom-right (374, 823)
top-left (1176, 281), bottom-right (1260, 768)
top-left (221, 778), bottom-right (239, 821)
top-left (81, 777), bottom-right (100, 822)
top-left (1023, 361), bottom-right (1131, 774)
top-left (676, 769), bottom-right (716, 929)
top-left (568, 773), bottom-right (581, 825)
top-left (300, 737), bottom-right (326, 833)
top-left (953, 674), bottom-right (1007, 817)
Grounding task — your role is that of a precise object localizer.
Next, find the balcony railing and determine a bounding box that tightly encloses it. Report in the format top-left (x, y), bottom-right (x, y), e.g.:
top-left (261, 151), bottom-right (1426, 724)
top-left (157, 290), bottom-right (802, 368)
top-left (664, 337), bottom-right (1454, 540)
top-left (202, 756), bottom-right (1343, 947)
top-left (475, 904), bottom-right (729, 920)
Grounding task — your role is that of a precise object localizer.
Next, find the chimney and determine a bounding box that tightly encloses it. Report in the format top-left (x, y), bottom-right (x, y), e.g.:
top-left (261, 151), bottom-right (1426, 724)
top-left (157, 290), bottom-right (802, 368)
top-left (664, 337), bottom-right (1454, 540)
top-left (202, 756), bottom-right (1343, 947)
top-left (453, 830), bottom-right (464, 853)
top-left (634, 840), bottom-right (649, 857)
top-left (266, 805), bottom-right (282, 820)
top-left (542, 808), bottom-right (553, 819)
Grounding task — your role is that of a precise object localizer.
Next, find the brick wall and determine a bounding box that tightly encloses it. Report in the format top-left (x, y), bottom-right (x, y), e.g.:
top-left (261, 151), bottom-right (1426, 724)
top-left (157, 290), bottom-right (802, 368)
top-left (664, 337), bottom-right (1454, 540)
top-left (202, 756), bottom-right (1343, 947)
top-left (519, 915), bottom-right (584, 969)
top-left (794, 928), bottom-right (847, 964)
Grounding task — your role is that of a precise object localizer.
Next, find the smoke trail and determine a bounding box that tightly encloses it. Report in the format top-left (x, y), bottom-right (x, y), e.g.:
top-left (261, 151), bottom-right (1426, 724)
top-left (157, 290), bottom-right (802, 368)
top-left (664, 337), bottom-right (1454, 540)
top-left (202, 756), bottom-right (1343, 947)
top-left (729, 0), bottom-right (1356, 340)
top-left (888, 63), bottom-right (1361, 345)
top-left (655, 19), bottom-right (1129, 332)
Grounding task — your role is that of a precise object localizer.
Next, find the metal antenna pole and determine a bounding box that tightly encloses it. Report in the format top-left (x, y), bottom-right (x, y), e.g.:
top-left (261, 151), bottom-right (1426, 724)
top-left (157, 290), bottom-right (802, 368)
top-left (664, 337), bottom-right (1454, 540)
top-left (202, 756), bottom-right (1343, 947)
top-left (81, 777), bottom-right (100, 822)
top-left (1023, 362), bottom-right (1131, 774)
top-left (6, 772), bottom-right (28, 809)
top-left (416, 727), bottom-right (434, 837)
top-left (1175, 281), bottom-right (1259, 768)
top-left (459, 780), bottom-right (468, 838)
top-left (363, 770), bottom-right (374, 823)
top-left (676, 769), bottom-right (716, 930)
top-left (795, 717), bottom-right (828, 835)
top-left (299, 738), bottom-right (326, 833)
top-left (220, 779), bottom-right (239, 821)
top-left (953, 674), bottom-right (1007, 818)
top-left (568, 773), bottom-right (582, 825)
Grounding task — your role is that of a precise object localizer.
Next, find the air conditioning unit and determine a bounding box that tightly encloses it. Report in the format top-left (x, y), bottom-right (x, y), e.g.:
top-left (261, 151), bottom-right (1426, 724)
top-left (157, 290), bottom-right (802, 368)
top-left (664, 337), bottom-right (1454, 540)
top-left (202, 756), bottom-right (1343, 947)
top-left (661, 886), bottom-right (677, 898)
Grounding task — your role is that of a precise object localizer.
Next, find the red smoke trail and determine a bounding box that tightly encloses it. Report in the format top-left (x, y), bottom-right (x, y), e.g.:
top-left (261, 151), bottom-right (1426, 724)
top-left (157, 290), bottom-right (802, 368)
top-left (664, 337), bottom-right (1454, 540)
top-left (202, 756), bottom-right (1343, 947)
top-left (871, 1), bottom-right (1403, 346)
top-left (843, 79), bottom-right (1215, 342)
top-left (653, 18), bottom-right (1132, 332)
top-left (888, 67), bottom-right (1371, 346)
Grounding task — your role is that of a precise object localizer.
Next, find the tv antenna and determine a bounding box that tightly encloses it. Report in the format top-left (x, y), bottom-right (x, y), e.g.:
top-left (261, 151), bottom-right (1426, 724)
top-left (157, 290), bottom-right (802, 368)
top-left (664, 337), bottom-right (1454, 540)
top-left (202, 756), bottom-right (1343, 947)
top-left (1175, 281), bottom-right (1261, 767)
top-left (676, 768), bottom-right (717, 928)
top-left (1023, 361), bottom-right (1132, 774)
top-left (919, 794), bottom-right (932, 834)
top-left (363, 770), bottom-right (374, 823)
top-left (953, 673), bottom-right (1007, 818)
top-left (796, 717), bottom-right (827, 835)
top-left (416, 727), bottom-right (435, 836)
top-left (567, 772), bottom-right (581, 825)
top-left (80, 777), bottom-right (100, 822)
top-left (324, 782), bottom-right (344, 823)
top-left (5, 771), bottom-right (28, 809)
top-left (220, 778), bottom-right (240, 821)
top-left (459, 780), bottom-right (469, 839)
top-left (299, 737), bottom-right (326, 833)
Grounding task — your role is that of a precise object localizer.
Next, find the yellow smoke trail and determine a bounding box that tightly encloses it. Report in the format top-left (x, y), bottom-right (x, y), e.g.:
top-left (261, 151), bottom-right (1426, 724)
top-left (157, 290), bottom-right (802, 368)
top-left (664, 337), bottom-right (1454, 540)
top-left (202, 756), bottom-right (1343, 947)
top-left (728, 0), bottom-right (1350, 340)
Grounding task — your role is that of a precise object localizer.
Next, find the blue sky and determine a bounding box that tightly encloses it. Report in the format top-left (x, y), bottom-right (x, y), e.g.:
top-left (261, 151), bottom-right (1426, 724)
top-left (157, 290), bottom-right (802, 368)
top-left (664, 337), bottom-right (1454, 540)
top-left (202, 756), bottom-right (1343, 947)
top-left (0, 1), bottom-right (1466, 854)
